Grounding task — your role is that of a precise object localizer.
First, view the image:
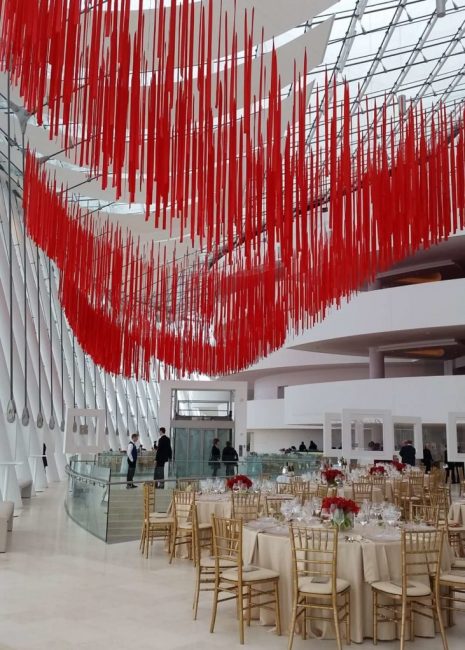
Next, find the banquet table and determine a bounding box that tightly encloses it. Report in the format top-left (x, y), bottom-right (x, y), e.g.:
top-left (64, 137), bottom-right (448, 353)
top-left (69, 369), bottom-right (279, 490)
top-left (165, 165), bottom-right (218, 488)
top-left (242, 523), bottom-right (452, 643)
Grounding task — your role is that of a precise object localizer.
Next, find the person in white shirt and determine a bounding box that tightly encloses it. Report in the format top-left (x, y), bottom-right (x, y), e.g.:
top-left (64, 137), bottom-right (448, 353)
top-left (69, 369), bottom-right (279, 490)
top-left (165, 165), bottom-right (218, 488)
top-left (126, 433), bottom-right (140, 488)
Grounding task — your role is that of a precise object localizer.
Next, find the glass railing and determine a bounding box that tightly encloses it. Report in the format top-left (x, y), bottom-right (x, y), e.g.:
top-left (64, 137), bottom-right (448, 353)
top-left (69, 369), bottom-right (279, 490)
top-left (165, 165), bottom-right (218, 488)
top-left (65, 460), bottom-right (110, 541)
top-left (65, 451), bottom-right (323, 542)
top-left (94, 451), bottom-right (323, 481)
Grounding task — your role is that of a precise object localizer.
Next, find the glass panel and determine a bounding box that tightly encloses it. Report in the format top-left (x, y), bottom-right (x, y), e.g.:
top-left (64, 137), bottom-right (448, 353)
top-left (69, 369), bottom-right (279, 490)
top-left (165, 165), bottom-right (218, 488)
top-left (173, 428), bottom-right (189, 478)
top-left (394, 423), bottom-right (415, 451)
top-left (64, 466), bottom-right (109, 541)
top-left (350, 418), bottom-right (384, 452)
top-left (422, 424), bottom-right (447, 465)
top-left (330, 421), bottom-right (342, 451)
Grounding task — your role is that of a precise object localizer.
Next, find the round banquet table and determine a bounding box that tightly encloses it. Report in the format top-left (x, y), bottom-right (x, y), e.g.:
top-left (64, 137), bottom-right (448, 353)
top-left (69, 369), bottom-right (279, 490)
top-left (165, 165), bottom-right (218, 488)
top-left (195, 493), bottom-right (232, 522)
top-left (242, 524), bottom-right (452, 643)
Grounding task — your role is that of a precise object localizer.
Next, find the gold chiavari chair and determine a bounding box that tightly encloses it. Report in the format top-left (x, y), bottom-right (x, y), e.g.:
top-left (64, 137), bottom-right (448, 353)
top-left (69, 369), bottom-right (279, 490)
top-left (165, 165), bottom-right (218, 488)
top-left (277, 482), bottom-right (294, 495)
top-left (177, 478), bottom-right (200, 492)
top-left (169, 490), bottom-right (212, 563)
top-left (408, 503), bottom-right (440, 527)
top-left (265, 495), bottom-right (292, 518)
top-left (139, 482), bottom-right (174, 558)
top-left (352, 481), bottom-right (373, 505)
top-left (316, 484), bottom-right (330, 498)
top-left (288, 526), bottom-right (351, 650)
top-left (291, 479), bottom-right (310, 497)
top-left (408, 474), bottom-right (426, 502)
top-left (231, 492), bottom-right (261, 523)
top-left (209, 515), bottom-right (281, 645)
top-left (457, 465), bottom-right (465, 497)
top-left (392, 479), bottom-right (418, 519)
top-left (440, 569), bottom-right (465, 625)
top-left (191, 505), bottom-right (236, 620)
top-left (369, 475), bottom-right (387, 500)
top-left (372, 529), bottom-right (447, 650)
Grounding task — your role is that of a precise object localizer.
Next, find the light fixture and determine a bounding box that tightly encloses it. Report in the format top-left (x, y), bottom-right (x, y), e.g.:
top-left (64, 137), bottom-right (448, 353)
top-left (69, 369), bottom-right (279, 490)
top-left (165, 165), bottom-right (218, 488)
top-left (436, 0), bottom-right (446, 17)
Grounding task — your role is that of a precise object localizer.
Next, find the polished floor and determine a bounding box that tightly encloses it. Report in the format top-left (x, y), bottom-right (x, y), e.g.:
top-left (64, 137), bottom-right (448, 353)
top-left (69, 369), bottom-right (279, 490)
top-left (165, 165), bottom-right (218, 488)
top-left (1, 484), bottom-right (464, 650)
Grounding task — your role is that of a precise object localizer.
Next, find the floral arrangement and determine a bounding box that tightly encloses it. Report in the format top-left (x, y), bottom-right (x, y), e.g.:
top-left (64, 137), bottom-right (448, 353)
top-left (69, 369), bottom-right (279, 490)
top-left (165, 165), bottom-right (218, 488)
top-left (322, 496), bottom-right (360, 531)
top-left (392, 460), bottom-right (406, 473)
top-left (322, 496), bottom-right (360, 515)
top-left (369, 465), bottom-right (386, 476)
top-left (226, 474), bottom-right (252, 491)
top-left (321, 468), bottom-right (344, 485)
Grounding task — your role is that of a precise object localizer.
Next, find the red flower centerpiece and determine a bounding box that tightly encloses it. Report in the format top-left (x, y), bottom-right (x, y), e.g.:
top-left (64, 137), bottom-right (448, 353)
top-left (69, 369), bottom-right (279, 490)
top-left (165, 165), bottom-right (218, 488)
top-left (226, 474), bottom-right (252, 491)
top-left (321, 468), bottom-right (344, 486)
top-left (321, 496), bottom-right (360, 531)
top-left (392, 461), bottom-right (406, 473)
top-left (369, 465), bottom-right (386, 476)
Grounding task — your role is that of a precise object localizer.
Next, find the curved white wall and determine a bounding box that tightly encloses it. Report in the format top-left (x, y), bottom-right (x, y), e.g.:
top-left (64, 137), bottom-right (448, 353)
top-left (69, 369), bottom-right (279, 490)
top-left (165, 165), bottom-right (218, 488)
top-left (290, 278), bottom-right (465, 351)
top-left (284, 376), bottom-right (465, 425)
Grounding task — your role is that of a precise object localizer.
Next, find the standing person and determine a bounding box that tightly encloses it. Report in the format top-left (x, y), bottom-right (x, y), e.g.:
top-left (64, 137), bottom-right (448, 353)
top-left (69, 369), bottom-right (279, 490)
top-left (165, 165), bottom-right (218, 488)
top-left (423, 445), bottom-right (433, 473)
top-left (399, 440), bottom-right (416, 467)
top-left (209, 438), bottom-right (221, 477)
top-left (42, 443), bottom-right (48, 471)
top-left (298, 441), bottom-right (307, 452)
top-left (222, 440), bottom-right (238, 477)
top-left (126, 433), bottom-right (139, 489)
top-left (154, 427), bottom-right (172, 488)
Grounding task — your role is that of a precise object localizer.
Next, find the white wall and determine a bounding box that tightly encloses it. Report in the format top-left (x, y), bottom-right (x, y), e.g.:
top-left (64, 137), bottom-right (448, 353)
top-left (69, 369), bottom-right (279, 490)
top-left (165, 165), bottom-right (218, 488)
top-left (250, 429), bottom-right (323, 454)
top-left (285, 376), bottom-right (465, 425)
top-left (253, 362), bottom-right (438, 399)
top-left (291, 278), bottom-right (465, 351)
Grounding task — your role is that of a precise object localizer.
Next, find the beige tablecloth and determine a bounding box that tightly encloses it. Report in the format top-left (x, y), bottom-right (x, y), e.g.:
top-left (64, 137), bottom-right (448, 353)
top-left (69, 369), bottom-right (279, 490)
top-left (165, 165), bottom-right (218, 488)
top-left (167, 494), bottom-right (231, 558)
top-left (242, 526), bottom-right (452, 643)
top-left (448, 502), bottom-right (465, 525)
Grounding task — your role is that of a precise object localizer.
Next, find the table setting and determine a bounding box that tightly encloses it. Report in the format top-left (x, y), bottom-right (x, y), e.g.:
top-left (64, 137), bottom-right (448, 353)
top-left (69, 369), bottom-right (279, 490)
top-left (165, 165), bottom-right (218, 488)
top-left (241, 495), bottom-right (452, 642)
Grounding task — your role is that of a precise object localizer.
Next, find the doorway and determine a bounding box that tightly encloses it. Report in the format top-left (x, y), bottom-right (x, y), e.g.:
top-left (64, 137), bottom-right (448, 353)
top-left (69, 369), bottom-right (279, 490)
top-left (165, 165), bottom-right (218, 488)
top-left (173, 427), bottom-right (232, 478)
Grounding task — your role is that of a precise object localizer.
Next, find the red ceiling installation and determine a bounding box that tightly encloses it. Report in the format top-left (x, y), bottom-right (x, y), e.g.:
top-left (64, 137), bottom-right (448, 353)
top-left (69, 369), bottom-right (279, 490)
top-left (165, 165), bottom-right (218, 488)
top-left (2, 1), bottom-right (465, 378)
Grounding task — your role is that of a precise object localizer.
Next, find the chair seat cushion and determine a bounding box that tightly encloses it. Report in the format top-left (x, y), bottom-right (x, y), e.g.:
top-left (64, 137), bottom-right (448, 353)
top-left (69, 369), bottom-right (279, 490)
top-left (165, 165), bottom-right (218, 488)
top-left (371, 580), bottom-right (431, 597)
top-left (447, 522), bottom-right (465, 531)
top-left (151, 511), bottom-right (171, 519)
top-left (298, 577), bottom-right (350, 595)
top-left (179, 522), bottom-right (211, 531)
top-left (452, 558), bottom-right (465, 569)
top-left (440, 573), bottom-right (465, 585)
top-left (200, 557), bottom-right (237, 569)
top-left (222, 566), bottom-right (279, 583)
top-left (148, 515), bottom-right (173, 524)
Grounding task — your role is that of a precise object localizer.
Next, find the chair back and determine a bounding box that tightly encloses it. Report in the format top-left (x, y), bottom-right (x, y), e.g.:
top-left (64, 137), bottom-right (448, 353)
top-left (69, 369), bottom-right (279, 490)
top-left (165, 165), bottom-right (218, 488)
top-left (408, 474), bottom-right (425, 498)
top-left (231, 492), bottom-right (260, 522)
top-left (266, 496), bottom-right (292, 517)
top-left (291, 480), bottom-right (310, 495)
top-left (177, 478), bottom-right (200, 492)
top-left (143, 481), bottom-right (155, 519)
top-left (402, 529), bottom-right (444, 588)
top-left (211, 515), bottom-right (242, 570)
top-left (408, 503), bottom-right (440, 526)
top-left (352, 481), bottom-right (373, 504)
top-left (191, 504), bottom-right (202, 565)
top-left (316, 484), bottom-right (330, 498)
top-left (173, 489), bottom-right (195, 526)
top-left (277, 482), bottom-right (293, 495)
top-left (369, 475), bottom-right (386, 498)
top-left (289, 526), bottom-right (338, 593)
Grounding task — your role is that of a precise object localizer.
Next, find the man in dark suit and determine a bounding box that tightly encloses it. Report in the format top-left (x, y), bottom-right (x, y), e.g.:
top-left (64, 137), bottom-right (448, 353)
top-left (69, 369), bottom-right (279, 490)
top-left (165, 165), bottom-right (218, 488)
top-left (154, 427), bottom-right (172, 488)
top-left (399, 440), bottom-right (416, 466)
